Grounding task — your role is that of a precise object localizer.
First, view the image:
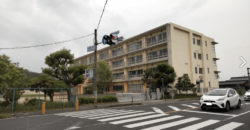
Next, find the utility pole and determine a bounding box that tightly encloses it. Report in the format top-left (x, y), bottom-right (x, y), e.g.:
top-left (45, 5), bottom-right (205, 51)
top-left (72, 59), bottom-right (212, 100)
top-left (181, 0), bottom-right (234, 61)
top-left (247, 68), bottom-right (250, 90)
top-left (94, 29), bottom-right (98, 106)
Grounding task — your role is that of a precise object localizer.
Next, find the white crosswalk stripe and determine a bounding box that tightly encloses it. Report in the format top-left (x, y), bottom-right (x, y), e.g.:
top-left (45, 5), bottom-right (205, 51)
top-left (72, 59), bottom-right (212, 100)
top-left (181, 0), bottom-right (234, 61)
top-left (168, 106), bottom-right (180, 111)
top-left (54, 108), bottom-right (244, 130)
top-left (181, 104), bottom-right (197, 108)
top-left (178, 119), bottom-right (220, 130)
top-left (191, 103), bottom-right (200, 105)
top-left (214, 122), bottom-right (244, 130)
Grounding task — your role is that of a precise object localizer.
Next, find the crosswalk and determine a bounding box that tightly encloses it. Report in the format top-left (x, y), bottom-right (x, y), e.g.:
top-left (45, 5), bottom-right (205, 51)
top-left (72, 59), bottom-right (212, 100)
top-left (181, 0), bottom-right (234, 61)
top-left (54, 108), bottom-right (244, 130)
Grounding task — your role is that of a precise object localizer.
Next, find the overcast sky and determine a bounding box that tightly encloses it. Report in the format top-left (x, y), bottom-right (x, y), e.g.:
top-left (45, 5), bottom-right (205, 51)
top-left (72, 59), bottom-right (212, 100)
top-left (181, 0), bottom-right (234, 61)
top-left (0, 0), bottom-right (250, 81)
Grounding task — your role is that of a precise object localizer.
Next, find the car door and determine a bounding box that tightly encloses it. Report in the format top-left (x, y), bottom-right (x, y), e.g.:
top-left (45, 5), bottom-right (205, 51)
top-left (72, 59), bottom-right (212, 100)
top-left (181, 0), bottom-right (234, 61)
top-left (232, 90), bottom-right (238, 106)
top-left (228, 90), bottom-right (234, 106)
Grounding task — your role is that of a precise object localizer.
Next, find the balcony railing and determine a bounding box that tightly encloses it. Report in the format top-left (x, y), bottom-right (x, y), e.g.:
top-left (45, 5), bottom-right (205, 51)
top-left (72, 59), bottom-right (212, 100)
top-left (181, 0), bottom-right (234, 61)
top-left (128, 74), bottom-right (143, 79)
top-left (112, 62), bottom-right (125, 69)
top-left (147, 38), bottom-right (167, 47)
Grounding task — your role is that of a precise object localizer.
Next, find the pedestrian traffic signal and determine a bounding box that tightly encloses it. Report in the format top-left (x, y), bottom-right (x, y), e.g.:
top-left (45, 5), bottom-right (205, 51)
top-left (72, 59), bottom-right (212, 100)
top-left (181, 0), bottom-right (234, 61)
top-left (103, 34), bottom-right (116, 46)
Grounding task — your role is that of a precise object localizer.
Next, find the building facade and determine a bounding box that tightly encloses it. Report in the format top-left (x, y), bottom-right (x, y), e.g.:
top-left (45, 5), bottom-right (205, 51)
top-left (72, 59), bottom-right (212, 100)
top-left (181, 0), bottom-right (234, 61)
top-left (72, 23), bottom-right (220, 94)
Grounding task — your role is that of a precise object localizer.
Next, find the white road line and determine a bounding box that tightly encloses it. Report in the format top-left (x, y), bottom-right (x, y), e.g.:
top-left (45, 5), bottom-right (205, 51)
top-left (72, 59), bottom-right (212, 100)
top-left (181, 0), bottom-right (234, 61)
top-left (224, 110), bottom-right (250, 121)
top-left (98, 112), bottom-right (155, 121)
top-left (124, 115), bottom-right (183, 128)
top-left (168, 106), bottom-right (180, 111)
top-left (181, 104), bottom-right (197, 108)
top-left (66, 126), bottom-right (80, 130)
top-left (245, 103), bottom-right (250, 105)
top-left (178, 120), bottom-right (220, 130)
top-left (241, 104), bottom-right (244, 105)
top-left (214, 122), bottom-right (244, 130)
top-left (191, 103), bottom-right (200, 105)
top-left (69, 110), bottom-right (122, 116)
top-left (183, 110), bottom-right (237, 117)
top-left (85, 111), bottom-right (144, 119)
top-left (152, 107), bottom-right (165, 114)
top-left (71, 110), bottom-right (135, 117)
top-left (110, 114), bottom-right (168, 125)
top-left (142, 117), bottom-right (200, 130)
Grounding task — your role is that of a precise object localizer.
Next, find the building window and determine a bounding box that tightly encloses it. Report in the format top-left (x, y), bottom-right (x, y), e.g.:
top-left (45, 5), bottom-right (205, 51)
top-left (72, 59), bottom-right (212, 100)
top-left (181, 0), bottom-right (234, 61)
top-left (129, 69), bottom-right (143, 78)
top-left (112, 60), bottom-right (123, 68)
top-left (128, 84), bottom-right (143, 93)
top-left (112, 47), bottom-right (123, 57)
top-left (214, 60), bottom-right (217, 66)
top-left (205, 41), bottom-right (207, 46)
top-left (193, 38), bottom-right (195, 44)
top-left (100, 52), bottom-right (108, 60)
top-left (113, 72), bottom-right (124, 79)
top-left (194, 53), bottom-right (196, 59)
top-left (128, 41), bottom-right (142, 52)
top-left (215, 73), bottom-right (219, 79)
top-left (195, 67), bottom-right (197, 74)
top-left (81, 59), bottom-right (87, 65)
top-left (148, 48), bottom-right (167, 61)
top-left (128, 55), bottom-right (143, 65)
top-left (208, 68), bottom-right (209, 74)
top-left (199, 68), bottom-right (203, 74)
top-left (198, 54), bottom-right (202, 60)
top-left (147, 32), bottom-right (166, 46)
top-left (212, 45), bottom-right (215, 52)
top-left (104, 87), bottom-right (110, 92)
top-left (113, 85), bottom-right (124, 92)
top-left (75, 61), bottom-right (79, 66)
top-left (206, 54), bottom-right (208, 60)
top-left (197, 39), bottom-right (200, 46)
top-left (209, 81), bottom-right (210, 87)
top-left (90, 57), bottom-right (95, 64)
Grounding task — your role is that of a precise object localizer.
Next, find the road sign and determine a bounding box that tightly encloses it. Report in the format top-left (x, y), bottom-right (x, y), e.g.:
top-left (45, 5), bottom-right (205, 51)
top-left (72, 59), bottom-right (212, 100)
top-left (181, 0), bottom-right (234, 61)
top-left (199, 76), bottom-right (203, 80)
top-left (102, 35), bottom-right (108, 45)
top-left (87, 45), bottom-right (95, 52)
top-left (89, 69), bottom-right (93, 78)
top-left (200, 80), bottom-right (203, 83)
top-left (111, 30), bottom-right (120, 35)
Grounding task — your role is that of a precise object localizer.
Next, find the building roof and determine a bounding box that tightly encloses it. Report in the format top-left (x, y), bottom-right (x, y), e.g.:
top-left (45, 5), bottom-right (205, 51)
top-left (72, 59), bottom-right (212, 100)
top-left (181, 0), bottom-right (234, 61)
top-left (219, 76), bottom-right (249, 86)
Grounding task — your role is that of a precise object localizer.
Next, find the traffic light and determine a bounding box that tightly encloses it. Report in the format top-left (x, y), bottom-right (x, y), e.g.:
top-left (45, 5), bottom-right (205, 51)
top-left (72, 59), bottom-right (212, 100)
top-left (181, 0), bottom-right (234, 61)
top-left (103, 34), bottom-right (116, 46)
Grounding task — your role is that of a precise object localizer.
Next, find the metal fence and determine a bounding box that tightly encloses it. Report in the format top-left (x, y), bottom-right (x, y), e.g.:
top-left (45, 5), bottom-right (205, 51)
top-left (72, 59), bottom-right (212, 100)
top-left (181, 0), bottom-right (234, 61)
top-left (0, 88), bottom-right (76, 112)
top-left (116, 93), bottom-right (146, 102)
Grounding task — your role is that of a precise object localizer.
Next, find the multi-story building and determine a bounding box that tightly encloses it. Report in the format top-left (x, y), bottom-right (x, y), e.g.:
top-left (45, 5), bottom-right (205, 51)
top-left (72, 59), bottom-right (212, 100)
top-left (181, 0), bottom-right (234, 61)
top-left (72, 22), bottom-right (220, 94)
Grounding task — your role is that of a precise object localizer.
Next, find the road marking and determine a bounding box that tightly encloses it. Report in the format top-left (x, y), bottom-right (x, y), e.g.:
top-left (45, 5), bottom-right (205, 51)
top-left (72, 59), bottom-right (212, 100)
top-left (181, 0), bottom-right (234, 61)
top-left (164, 107), bottom-right (200, 114)
top-left (142, 117), bottom-right (200, 130)
top-left (110, 114), bottom-right (167, 124)
top-left (224, 110), bottom-right (250, 121)
top-left (71, 110), bottom-right (135, 117)
top-left (179, 119), bottom-right (220, 130)
top-left (84, 111), bottom-right (144, 119)
top-left (191, 103), bottom-right (200, 105)
top-left (66, 126), bottom-right (80, 130)
top-left (124, 115), bottom-right (183, 128)
top-left (98, 112), bottom-right (155, 121)
top-left (245, 103), bottom-right (250, 105)
top-left (241, 104), bottom-right (244, 105)
top-left (152, 107), bottom-right (165, 114)
top-left (168, 106), bottom-right (180, 111)
top-left (214, 122), bottom-right (244, 130)
top-left (183, 110), bottom-right (237, 117)
top-left (182, 104), bottom-right (196, 108)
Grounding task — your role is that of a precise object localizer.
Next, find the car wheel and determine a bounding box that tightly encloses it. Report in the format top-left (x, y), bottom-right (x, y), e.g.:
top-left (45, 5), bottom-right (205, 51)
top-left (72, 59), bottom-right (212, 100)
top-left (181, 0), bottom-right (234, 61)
top-left (225, 102), bottom-right (230, 112)
top-left (236, 100), bottom-right (241, 109)
top-left (201, 107), bottom-right (206, 111)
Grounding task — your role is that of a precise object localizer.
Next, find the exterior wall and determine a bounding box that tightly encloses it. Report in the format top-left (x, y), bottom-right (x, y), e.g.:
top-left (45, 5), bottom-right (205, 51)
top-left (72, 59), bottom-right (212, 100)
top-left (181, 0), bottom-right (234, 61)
top-left (74, 22), bottom-right (219, 93)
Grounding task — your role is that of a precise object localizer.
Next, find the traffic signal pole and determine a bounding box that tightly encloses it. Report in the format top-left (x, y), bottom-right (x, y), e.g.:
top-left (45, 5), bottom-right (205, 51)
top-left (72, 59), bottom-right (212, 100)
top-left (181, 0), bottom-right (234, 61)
top-left (94, 29), bottom-right (98, 106)
top-left (247, 68), bottom-right (250, 90)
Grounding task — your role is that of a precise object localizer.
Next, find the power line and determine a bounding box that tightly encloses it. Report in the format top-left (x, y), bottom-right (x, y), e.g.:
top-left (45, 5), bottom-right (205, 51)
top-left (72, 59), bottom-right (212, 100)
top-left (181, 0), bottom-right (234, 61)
top-left (0, 33), bottom-right (94, 50)
top-left (96, 0), bottom-right (108, 31)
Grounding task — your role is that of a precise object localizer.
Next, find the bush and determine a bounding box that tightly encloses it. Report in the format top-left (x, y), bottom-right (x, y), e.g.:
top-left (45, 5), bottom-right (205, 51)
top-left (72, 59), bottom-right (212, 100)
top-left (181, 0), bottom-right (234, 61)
top-left (237, 89), bottom-right (245, 95)
top-left (78, 95), bottom-right (118, 104)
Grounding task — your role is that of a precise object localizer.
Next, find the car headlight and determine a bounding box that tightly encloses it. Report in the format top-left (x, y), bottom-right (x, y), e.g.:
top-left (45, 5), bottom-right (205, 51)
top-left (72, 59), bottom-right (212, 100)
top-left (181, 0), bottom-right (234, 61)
top-left (200, 97), bottom-right (203, 100)
top-left (217, 97), bottom-right (225, 101)
top-left (244, 95), bottom-right (246, 97)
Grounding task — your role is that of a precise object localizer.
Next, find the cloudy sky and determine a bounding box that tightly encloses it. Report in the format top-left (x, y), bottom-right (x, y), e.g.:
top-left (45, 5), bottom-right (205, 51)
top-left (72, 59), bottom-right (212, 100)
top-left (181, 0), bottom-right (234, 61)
top-left (0, 0), bottom-right (250, 81)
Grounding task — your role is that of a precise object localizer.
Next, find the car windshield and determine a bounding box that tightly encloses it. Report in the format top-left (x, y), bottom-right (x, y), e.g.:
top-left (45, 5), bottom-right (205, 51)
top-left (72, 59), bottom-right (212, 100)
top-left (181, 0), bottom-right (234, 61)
top-left (206, 90), bottom-right (227, 96)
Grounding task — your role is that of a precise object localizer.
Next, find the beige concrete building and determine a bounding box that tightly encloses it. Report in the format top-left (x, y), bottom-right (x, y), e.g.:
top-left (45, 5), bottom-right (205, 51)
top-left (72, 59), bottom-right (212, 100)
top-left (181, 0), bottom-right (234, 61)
top-left (72, 22), bottom-right (220, 94)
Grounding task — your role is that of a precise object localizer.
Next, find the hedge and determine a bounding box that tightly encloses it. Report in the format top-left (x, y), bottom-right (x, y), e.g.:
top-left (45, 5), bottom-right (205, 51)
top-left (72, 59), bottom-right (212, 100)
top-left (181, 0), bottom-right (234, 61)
top-left (78, 95), bottom-right (118, 105)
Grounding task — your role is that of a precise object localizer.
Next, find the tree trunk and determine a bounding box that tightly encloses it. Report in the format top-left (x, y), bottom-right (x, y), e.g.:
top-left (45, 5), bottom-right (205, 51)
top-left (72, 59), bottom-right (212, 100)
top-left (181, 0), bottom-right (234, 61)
top-left (44, 91), bottom-right (46, 101)
top-left (67, 89), bottom-right (71, 102)
top-left (49, 94), bottom-right (53, 102)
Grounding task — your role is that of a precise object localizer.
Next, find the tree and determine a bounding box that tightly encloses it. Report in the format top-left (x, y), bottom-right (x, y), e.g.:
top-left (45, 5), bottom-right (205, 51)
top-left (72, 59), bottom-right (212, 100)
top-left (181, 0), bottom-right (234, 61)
top-left (28, 74), bottom-right (68, 102)
top-left (153, 63), bottom-right (176, 91)
top-left (141, 69), bottom-right (155, 100)
top-left (175, 74), bottom-right (196, 96)
top-left (0, 54), bottom-right (28, 104)
top-left (42, 48), bottom-right (87, 101)
top-left (175, 77), bottom-right (183, 97)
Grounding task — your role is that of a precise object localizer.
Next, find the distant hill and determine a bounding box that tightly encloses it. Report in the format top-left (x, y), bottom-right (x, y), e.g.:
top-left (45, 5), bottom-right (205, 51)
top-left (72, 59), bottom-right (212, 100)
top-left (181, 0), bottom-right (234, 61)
top-left (23, 69), bottom-right (41, 78)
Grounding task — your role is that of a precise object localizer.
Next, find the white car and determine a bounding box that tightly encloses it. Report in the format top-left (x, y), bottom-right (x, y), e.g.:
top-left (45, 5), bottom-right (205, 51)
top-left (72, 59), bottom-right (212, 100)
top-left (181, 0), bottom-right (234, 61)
top-left (199, 88), bottom-right (241, 112)
top-left (244, 90), bottom-right (250, 101)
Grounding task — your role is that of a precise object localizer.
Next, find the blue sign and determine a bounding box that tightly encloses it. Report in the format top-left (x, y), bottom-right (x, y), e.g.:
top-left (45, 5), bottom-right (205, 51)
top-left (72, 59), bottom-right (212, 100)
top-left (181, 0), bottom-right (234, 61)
top-left (102, 35), bottom-right (108, 45)
top-left (87, 45), bottom-right (95, 52)
top-left (111, 30), bottom-right (120, 35)
top-left (200, 80), bottom-right (203, 83)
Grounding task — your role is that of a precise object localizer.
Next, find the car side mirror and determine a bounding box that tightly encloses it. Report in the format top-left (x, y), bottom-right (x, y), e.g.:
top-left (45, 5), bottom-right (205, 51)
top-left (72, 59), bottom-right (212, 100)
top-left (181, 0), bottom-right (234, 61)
top-left (228, 94), bottom-right (233, 97)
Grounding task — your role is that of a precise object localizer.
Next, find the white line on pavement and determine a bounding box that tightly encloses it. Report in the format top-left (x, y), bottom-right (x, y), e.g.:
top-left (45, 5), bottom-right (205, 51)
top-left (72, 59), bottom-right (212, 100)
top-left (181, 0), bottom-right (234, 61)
top-left (142, 117), bottom-right (200, 130)
top-left (181, 104), bottom-right (197, 108)
top-left (86, 111), bottom-right (144, 119)
top-left (98, 112), bottom-right (155, 121)
top-left (168, 106), bottom-right (180, 111)
top-left (152, 107), bottom-right (165, 114)
top-left (214, 122), bottom-right (244, 130)
top-left (191, 103), bottom-right (200, 105)
top-left (224, 110), bottom-right (250, 121)
top-left (178, 119), bottom-right (220, 130)
top-left (182, 110), bottom-right (237, 117)
top-left (110, 114), bottom-right (167, 124)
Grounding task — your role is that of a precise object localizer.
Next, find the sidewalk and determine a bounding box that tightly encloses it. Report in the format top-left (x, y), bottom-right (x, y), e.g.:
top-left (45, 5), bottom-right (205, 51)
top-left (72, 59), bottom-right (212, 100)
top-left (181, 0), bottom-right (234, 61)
top-left (13, 97), bottom-right (199, 117)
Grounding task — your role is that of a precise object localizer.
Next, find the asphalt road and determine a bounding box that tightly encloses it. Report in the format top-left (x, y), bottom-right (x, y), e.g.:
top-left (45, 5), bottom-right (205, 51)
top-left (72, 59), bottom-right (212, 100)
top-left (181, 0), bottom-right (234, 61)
top-left (1, 100), bottom-right (250, 130)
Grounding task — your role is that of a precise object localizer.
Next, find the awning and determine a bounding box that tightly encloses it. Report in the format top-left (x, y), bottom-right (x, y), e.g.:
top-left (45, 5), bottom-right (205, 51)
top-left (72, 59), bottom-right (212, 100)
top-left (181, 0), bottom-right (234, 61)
top-left (212, 41), bottom-right (218, 45)
top-left (214, 71), bottom-right (221, 73)
top-left (213, 58), bottom-right (220, 60)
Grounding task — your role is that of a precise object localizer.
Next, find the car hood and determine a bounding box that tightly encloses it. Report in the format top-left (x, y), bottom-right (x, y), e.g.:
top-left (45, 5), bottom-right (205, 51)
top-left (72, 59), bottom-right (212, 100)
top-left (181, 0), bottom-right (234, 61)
top-left (202, 95), bottom-right (225, 101)
top-left (245, 92), bottom-right (250, 96)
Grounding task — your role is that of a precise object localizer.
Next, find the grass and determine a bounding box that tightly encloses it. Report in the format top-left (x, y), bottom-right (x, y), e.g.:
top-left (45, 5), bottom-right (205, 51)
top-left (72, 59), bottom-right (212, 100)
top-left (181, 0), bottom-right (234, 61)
top-left (0, 113), bottom-right (13, 119)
